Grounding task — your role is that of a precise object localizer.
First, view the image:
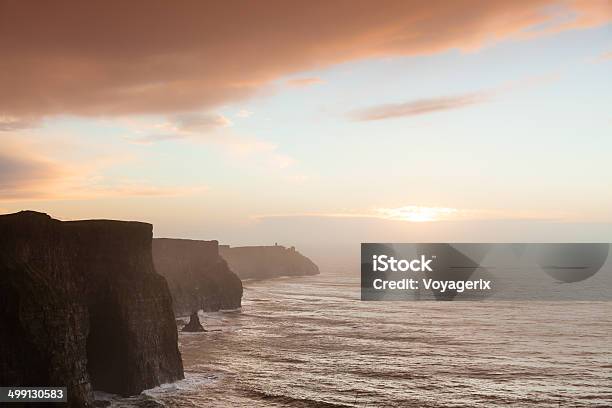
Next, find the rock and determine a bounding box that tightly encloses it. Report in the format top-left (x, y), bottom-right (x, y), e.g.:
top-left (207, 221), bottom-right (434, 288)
top-left (153, 238), bottom-right (243, 314)
top-left (0, 211), bottom-right (184, 407)
top-left (219, 244), bottom-right (319, 280)
top-left (181, 312), bottom-right (205, 332)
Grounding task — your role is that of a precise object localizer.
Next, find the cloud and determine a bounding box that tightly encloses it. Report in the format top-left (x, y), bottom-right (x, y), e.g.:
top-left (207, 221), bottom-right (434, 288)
top-left (69, 181), bottom-right (207, 199)
top-left (349, 91), bottom-right (492, 121)
top-left (173, 113), bottom-right (232, 132)
top-left (235, 109), bottom-right (253, 118)
top-left (348, 72), bottom-right (559, 121)
top-left (598, 51), bottom-right (612, 61)
top-left (131, 113), bottom-right (231, 143)
top-left (0, 137), bottom-right (206, 201)
top-left (214, 135), bottom-right (298, 172)
top-left (0, 116), bottom-right (40, 131)
top-left (1, 1), bottom-right (609, 118)
top-left (255, 205), bottom-right (571, 223)
top-left (126, 113), bottom-right (298, 170)
top-left (0, 151), bottom-right (70, 200)
top-left (376, 205), bottom-right (571, 222)
top-left (286, 77), bottom-right (324, 87)
top-left (376, 206), bottom-right (459, 222)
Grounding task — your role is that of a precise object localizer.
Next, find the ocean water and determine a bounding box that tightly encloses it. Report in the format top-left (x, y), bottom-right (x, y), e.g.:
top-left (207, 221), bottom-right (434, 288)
top-left (107, 272), bottom-right (612, 407)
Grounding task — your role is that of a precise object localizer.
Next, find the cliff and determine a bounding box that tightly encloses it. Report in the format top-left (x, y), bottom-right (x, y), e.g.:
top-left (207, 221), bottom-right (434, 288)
top-left (0, 211), bottom-right (184, 407)
top-left (219, 244), bottom-right (319, 280)
top-left (153, 238), bottom-right (242, 315)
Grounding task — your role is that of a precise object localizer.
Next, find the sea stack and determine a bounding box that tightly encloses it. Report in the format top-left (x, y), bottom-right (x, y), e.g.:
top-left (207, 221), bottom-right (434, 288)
top-left (182, 312), bottom-right (206, 332)
top-left (0, 211), bottom-right (184, 407)
top-left (153, 238), bottom-right (243, 315)
top-left (219, 244), bottom-right (319, 280)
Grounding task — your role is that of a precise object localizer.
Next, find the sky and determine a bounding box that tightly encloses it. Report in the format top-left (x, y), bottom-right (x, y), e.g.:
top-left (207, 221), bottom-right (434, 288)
top-left (1, 1), bottom-right (611, 268)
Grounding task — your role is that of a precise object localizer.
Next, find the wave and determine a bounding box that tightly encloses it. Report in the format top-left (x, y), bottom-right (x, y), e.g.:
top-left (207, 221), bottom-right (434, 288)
top-left (247, 390), bottom-right (354, 408)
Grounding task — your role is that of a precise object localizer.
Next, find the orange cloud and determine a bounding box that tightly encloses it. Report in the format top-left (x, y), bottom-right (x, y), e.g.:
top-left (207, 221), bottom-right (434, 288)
top-left (0, 138), bottom-right (206, 201)
top-left (349, 91), bottom-right (492, 121)
top-left (131, 113), bottom-right (232, 143)
top-left (599, 51), bottom-right (612, 61)
top-left (68, 182), bottom-right (207, 199)
top-left (349, 72), bottom-right (559, 120)
top-left (0, 150), bottom-right (70, 200)
top-left (286, 77), bottom-right (324, 87)
top-left (1, 1), bottom-right (609, 118)
top-left (0, 116), bottom-right (40, 131)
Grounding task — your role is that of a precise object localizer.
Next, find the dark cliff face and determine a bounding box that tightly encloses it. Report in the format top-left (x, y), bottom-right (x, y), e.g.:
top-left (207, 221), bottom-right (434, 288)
top-left (0, 211), bottom-right (184, 407)
top-left (153, 238), bottom-right (243, 315)
top-left (219, 245), bottom-right (320, 280)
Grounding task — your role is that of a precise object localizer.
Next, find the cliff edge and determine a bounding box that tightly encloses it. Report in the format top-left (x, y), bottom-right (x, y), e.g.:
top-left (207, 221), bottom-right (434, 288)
top-left (219, 244), bottom-right (319, 280)
top-left (153, 238), bottom-right (243, 315)
top-left (0, 211), bottom-right (184, 407)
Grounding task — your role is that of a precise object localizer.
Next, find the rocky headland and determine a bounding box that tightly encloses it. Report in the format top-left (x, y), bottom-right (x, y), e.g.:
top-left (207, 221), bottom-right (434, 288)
top-left (0, 211), bottom-right (184, 407)
top-left (219, 244), bottom-right (319, 280)
top-left (153, 238), bottom-right (243, 315)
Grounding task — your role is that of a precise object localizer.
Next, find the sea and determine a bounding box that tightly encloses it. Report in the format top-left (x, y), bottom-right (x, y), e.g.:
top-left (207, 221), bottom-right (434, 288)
top-left (104, 271), bottom-right (612, 407)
